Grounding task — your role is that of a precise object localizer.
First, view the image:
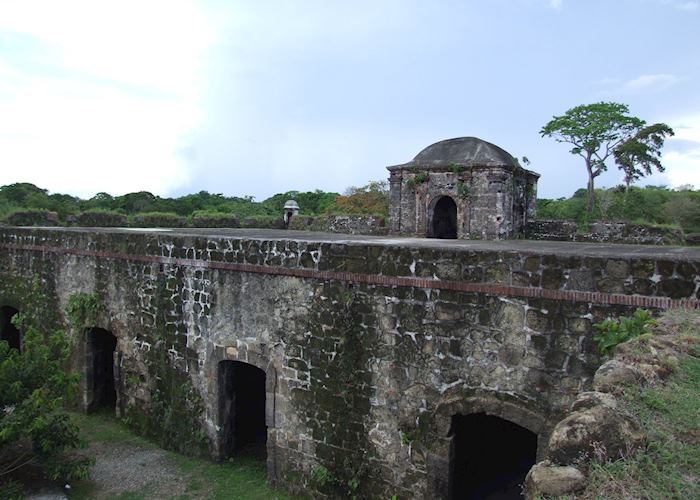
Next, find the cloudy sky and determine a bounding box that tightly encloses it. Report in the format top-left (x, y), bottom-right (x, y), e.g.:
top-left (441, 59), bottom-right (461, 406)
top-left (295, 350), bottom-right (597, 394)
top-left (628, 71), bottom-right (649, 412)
top-left (0, 0), bottom-right (698, 200)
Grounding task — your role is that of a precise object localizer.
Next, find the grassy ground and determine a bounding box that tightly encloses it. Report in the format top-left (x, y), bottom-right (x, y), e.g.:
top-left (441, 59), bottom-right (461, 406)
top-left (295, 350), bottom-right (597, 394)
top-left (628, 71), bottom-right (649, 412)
top-left (572, 323), bottom-right (700, 499)
top-left (68, 412), bottom-right (299, 500)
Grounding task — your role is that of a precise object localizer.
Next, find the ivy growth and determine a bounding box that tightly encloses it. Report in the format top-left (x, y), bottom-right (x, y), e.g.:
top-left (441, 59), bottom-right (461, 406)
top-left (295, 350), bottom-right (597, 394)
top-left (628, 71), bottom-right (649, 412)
top-left (456, 181), bottom-right (470, 199)
top-left (406, 172), bottom-right (429, 189)
top-left (65, 292), bottom-right (102, 331)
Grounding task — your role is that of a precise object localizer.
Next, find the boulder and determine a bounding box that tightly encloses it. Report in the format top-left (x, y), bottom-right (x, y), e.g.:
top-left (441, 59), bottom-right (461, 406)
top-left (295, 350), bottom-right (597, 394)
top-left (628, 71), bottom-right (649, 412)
top-left (546, 404), bottom-right (644, 465)
top-left (570, 391), bottom-right (618, 412)
top-left (593, 359), bottom-right (642, 392)
top-left (523, 461), bottom-right (586, 500)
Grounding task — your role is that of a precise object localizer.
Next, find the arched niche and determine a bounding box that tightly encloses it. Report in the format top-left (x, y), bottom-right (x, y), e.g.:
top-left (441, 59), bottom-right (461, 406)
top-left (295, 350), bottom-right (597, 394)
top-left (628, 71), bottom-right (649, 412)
top-left (85, 327), bottom-right (118, 413)
top-left (426, 395), bottom-right (549, 499)
top-left (428, 196), bottom-right (458, 239)
top-left (218, 360), bottom-right (267, 459)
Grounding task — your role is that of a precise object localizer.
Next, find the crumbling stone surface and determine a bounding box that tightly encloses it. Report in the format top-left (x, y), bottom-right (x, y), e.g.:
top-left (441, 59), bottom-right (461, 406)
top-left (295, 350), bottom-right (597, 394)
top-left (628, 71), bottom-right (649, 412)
top-left (288, 215), bottom-right (387, 235)
top-left (0, 227), bottom-right (698, 498)
top-left (523, 461), bottom-right (586, 499)
top-left (593, 359), bottom-right (644, 393)
top-left (387, 137), bottom-right (539, 240)
top-left (570, 391), bottom-right (618, 412)
top-left (545, 404), bottom-right (644, 465)
top-left (525, 219), bottom-right (686, 246)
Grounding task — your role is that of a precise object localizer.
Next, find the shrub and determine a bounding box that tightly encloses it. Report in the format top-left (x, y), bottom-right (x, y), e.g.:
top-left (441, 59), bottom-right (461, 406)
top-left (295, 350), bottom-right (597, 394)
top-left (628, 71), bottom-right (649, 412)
top-left (74, 210), bottom-right (127, 227)
top-left (191, 211), bottom-right (240, 228)
top-left (241, 216), bottom-right (285, 229)
top-left (0, 314), bottom-right (92, 493)
top-left (130, 212), bottom-right (187, 228)
top-left (4, 209), bottom-right (60, 226)
top-left (594, 309), bottom-right (656, 354)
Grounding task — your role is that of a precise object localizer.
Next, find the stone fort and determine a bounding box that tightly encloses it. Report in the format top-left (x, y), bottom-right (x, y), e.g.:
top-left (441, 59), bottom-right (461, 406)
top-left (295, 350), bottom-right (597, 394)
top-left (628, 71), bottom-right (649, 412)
top-left (1, 138), bottom-right (698, 498)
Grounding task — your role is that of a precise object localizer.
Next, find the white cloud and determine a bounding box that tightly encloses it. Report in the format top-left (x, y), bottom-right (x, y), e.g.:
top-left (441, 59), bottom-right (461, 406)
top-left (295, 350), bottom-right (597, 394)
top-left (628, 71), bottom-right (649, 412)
top-left (658, 111), bottom-right (700, 189)
top-left (0, 0), bottom-right (213, 197)
top-left (548, 0), bottom-right (563, 9)
top-left (624, 74), bottom-right (679, 91)
top-left (661, 0), bottom-right (699, 10)
top-left (596, 73), bottom-right (680, 95)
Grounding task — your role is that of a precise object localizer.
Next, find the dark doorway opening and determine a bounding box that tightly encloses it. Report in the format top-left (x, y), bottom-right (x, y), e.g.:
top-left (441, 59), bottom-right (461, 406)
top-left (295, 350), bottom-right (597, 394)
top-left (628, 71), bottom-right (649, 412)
top-left (86, 328), bottom-right (117, 413)
top-left (219, 360), bottom-right (267, 459)
top-left (431, 196), bottom-right (458, 239)
top-left (0, 306), bottom-right (21, 352)
top-left (449, 413), bottom-right (537, 499)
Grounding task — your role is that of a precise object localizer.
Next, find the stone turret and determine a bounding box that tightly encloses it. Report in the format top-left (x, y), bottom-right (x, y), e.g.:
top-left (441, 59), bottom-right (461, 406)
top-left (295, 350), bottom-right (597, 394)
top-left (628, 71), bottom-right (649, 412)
top-left (387, 137), bottom-right (539, 239)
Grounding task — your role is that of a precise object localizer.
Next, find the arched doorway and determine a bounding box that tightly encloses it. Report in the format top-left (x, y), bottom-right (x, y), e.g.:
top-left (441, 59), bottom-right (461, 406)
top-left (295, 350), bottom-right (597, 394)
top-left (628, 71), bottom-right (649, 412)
top-left (219, 360), bottom-right (267, 459)
top-left (86, 328), bottom-right (117, 413)
top-left (449, 413), bottom-right (537, 499)
top-left (430, 196), bottom-right (458, 239)
top-left (0, 306), bottom-right (21, 352)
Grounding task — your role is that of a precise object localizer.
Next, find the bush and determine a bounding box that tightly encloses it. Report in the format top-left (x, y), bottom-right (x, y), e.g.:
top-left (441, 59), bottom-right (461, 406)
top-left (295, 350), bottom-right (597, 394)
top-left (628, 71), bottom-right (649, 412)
top-left (241, 216), bottom-right (285, 229)
top-left (74, 210), bottom-right (127, 227)
top-left (594, 309), bottom-right (656, 354)
top-left (4, 209), bottom-right (60, 226)
top-left (0, 314), bottom-right (92, 491)
top-left (130, 212), bottom-right (187, 228)
top-left (191, 211), bottom-right (240, 228)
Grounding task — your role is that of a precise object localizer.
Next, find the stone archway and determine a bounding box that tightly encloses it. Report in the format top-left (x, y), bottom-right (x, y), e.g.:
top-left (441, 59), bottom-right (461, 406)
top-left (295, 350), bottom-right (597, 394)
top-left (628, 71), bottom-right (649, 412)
top-left (428, 196), bottom-right (458, 239)
top-left (426, 395), bottom-right (549, 499)
top-left (218, 360), bottom-right (267, 459)
top-left (449, 413), bottom-right (537, 499)
top-left (0, 306), bottom-right (21, 352)
top-left (85, 328), bottom-right (118, 413)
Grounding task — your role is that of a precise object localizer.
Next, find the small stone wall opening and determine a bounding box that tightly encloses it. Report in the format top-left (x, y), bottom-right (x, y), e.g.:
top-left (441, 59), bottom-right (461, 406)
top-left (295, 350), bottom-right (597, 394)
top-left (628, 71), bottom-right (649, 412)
top-left (449, 413), bottom-right (537, 499)
top-left (0, 306), bottom-right (21, 352)
top-left (86, 328), bottom-right (117, 413)
top-left (218, 360), bottom-right (267, 459)
top-left (430, 196), bottom-right (458, 239)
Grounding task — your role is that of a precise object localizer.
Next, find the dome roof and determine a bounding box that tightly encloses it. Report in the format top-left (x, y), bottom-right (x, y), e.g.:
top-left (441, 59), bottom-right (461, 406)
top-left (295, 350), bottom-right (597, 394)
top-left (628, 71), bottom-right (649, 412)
top-left (388, 137), bottom-right (517, 170)
top-left (414, 137), bottom-right (514, 166)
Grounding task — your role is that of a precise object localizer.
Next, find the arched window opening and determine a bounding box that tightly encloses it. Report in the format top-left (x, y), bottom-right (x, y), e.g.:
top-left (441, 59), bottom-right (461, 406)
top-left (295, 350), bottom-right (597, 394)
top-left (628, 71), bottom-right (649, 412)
top-left (430, 196), bottom-right (458, 239)
top-left (86, 328), bottom-right (117, 413)
top-left (0, 306), bottom-right (21, 352)
top-left (449, 413), bottom-right (537, 499)
top-left (219, 360), bottom-right (267, 459)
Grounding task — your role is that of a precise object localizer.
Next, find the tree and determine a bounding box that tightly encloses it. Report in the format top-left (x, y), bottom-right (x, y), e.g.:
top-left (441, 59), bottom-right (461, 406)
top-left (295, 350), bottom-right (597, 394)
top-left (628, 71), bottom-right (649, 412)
top-left (614, 123), bottom-right (674, 190)
top-left (0, 314), bottom-right (91, 494)
top-left (540, 102), bottom-right (672, 216)
top-left (330, 180), bottom-right (389, 216)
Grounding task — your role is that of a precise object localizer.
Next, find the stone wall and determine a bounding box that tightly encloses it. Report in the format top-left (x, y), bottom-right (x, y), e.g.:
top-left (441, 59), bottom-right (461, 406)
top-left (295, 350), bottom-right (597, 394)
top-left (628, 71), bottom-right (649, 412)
top-left (288, 214), bottom-right (387, 235)
top-left (389, 166), bottom-right (537, 240)
top-left (0, 227), bottom-right (698, 498)
top-left (525, 219), bottom-right (686, 245)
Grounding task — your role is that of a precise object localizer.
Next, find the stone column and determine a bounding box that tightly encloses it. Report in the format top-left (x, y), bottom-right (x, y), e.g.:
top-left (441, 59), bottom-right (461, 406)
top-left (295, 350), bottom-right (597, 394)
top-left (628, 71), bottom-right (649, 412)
top-left (388, 169), bottom-right (403, 234)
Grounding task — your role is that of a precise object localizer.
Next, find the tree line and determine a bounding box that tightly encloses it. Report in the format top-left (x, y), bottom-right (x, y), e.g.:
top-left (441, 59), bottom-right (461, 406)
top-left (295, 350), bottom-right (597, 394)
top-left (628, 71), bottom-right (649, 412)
top-left (0, 181), bottom-right (390, 222)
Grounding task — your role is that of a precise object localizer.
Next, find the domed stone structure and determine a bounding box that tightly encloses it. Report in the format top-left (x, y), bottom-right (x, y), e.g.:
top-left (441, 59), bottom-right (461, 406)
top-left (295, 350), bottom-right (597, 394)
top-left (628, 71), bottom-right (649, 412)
top-left (387, 137), bottom-right (539, 239)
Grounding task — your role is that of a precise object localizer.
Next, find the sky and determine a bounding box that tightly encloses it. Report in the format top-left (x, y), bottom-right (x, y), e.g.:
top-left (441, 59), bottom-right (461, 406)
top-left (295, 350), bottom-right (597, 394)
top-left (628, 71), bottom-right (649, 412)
top-left (0, 0), bottom-right (699, 201)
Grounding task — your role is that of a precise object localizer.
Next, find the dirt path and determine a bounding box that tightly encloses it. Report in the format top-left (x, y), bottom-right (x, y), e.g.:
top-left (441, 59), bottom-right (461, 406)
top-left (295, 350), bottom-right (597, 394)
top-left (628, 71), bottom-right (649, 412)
top-left (26, 440), bottom-right (194, 500)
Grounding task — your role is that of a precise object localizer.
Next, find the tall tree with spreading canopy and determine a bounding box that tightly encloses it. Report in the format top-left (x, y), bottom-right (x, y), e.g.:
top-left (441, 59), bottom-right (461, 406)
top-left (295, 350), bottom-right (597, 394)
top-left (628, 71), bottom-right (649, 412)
top-left (540, 102), bottom-right (673, 215)
top-left (614, 123), bottom-right (674, 190)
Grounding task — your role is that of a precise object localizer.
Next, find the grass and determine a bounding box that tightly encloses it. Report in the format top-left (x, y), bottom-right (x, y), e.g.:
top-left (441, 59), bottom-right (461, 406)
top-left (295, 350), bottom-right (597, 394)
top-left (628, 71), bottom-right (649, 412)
top-left (66, 412), bottom-right (299, 500)
top-left (576, 349), bottom-right (700, 499)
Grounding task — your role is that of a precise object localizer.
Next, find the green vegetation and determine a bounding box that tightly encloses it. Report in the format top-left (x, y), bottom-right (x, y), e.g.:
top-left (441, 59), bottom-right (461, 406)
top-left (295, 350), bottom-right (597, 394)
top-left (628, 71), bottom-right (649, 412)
top-left (0, 314), bottom-right (92, 497)
top-left (580, 352), bottom-right (700, 499)
top-left (65, 292), bottom-right (102, 331)
top-left (593, 308), bottom-right (656, 354)
top-left (67, 413), bottom-right (295, 500)
top-left (541, 102), bottom-right (673, 215)
top-left (537, 185), bottom-right (700, 234)
top-left (0, 180), bottom-right (392, 225)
